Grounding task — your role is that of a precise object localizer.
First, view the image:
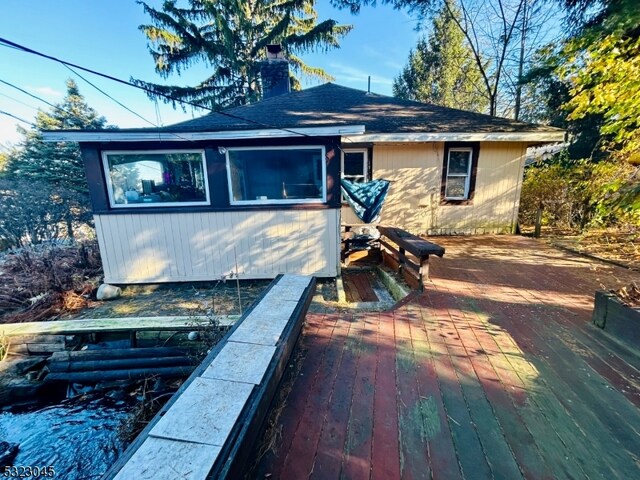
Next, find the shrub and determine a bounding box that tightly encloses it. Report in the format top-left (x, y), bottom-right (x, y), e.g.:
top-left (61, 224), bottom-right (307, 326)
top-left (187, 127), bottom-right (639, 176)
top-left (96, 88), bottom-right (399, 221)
top-left (519, 156), bottom-right (638, 231)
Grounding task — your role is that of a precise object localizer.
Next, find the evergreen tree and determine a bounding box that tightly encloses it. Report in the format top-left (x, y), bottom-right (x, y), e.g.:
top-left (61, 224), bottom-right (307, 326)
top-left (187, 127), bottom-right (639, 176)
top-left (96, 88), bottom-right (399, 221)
top-left (3, 79), bottom-right (107, 240)
top-left (392, 1), bottom-right (488, 113)
top-left (134, 0), bottom-right (352, 109)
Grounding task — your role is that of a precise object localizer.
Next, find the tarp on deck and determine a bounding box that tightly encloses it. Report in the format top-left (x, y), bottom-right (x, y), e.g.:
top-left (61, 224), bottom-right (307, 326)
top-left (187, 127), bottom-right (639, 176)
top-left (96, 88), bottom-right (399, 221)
top-left (341, 178), bottom-right (391, 224)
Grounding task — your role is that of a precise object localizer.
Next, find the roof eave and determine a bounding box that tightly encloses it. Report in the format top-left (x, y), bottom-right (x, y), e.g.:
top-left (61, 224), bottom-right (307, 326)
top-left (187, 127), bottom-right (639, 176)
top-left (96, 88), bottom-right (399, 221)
top-left (342, 131), bottom-right (566, 144)
top-left (40, 125), bottom-right (366, 143)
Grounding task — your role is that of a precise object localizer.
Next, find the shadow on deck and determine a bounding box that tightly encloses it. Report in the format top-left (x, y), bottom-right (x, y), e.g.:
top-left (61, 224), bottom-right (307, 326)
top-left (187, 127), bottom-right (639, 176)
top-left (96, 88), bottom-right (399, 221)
top-left (249, 235), bottom-right (640, 479)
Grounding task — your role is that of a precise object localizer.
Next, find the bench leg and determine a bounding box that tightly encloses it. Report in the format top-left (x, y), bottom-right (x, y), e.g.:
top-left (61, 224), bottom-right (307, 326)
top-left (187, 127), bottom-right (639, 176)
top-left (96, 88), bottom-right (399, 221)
top-left (419, 256), bottom-right (430, 290)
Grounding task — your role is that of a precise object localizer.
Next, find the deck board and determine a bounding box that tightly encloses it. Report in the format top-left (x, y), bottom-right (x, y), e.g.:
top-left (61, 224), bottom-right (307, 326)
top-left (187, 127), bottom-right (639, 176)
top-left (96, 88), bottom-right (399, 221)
top-left (251, 236), bottom-right (640, 479)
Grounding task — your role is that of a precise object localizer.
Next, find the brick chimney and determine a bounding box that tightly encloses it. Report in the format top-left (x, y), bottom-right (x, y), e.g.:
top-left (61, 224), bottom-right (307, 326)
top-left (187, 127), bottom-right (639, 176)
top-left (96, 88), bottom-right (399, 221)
top-left (260, 44), bottom-right (291, 99)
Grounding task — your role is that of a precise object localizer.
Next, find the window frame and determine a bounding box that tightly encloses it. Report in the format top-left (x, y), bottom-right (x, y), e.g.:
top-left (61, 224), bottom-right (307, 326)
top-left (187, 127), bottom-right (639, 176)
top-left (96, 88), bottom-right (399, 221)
top-left (341, 148), bottom-right (370, 203)
top-left (101, 149), bottom-right (210, 209)
top-left (225, 145), bottom-right (327, 206)
top-left (341, 148), bottom-right (369, 184)
top-left (440, 142), bottom-right (479, 205)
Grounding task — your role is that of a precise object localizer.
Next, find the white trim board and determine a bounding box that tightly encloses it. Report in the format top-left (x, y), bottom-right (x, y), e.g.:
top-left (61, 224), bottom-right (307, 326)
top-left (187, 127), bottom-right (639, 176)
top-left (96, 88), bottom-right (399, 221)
top-left (342, 131), bottom-right (566, 143)
top-left (41, 125), bottom-right (366, 142)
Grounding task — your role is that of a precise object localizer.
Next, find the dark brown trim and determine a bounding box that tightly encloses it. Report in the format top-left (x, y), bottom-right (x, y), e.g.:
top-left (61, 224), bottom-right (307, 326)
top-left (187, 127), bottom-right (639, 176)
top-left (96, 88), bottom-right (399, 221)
top-left (440, 141), bottom-right (480, 206)
top-left (80, 137), bottom-right (342, 214)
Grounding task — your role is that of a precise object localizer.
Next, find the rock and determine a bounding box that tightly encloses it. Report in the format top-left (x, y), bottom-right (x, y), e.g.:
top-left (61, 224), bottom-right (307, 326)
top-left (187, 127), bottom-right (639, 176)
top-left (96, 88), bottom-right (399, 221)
top-left (0, 441), bottom-right (19, 465)
top-left (96, 284), bottom-right (122, 301)
top-left (187, 331), bottom-right (200, 341)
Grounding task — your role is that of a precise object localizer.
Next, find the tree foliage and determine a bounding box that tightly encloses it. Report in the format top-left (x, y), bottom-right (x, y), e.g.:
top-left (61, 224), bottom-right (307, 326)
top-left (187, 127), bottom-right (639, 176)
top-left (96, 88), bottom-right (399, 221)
top-left (393, 0), bottom-right (488, 112)
top-left (135, 0), bottom-right (352, 109)
top-left (1, 79), bottom-right (106, 246)
top-left (519, 158), bottom-right (639, 230)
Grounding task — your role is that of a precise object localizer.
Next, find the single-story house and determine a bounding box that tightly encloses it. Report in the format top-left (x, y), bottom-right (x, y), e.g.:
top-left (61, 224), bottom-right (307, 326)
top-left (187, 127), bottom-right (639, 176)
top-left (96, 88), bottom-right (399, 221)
top-left (43, 52), bottom-right (564, 283)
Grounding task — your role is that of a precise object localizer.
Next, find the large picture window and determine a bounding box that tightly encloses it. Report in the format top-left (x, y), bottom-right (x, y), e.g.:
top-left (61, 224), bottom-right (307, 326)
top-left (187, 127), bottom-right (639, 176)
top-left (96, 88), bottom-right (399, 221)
top-left (226, 146), bottom-right (326, 205)
top-left (441, 143), bottom-right (479, 204)
top-left (103, 150), bottom-right (209, 208)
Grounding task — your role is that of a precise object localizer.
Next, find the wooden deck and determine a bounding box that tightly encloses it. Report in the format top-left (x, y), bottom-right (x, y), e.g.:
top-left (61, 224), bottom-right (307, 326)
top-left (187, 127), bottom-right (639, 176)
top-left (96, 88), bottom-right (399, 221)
top-left (251, 236), bottom-right (640, 479)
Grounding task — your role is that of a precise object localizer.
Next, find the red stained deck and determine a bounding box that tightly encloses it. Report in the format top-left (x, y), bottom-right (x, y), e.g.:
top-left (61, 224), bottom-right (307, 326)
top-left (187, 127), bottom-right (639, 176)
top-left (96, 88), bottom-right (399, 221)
top-left (252, 236), bottom-right (640, 479)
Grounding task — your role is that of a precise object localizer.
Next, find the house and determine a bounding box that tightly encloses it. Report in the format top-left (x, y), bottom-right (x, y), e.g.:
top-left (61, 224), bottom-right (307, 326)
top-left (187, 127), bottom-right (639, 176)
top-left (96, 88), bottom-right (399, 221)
top-left (43, 53), bottom-right (564, 283)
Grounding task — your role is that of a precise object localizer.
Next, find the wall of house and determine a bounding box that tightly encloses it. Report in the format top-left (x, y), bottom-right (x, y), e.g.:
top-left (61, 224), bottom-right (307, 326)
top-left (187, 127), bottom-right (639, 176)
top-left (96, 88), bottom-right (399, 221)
top-left (94, 209), bottom-right (340, 283)
top-left (341, 142), bottom-right (527, 235)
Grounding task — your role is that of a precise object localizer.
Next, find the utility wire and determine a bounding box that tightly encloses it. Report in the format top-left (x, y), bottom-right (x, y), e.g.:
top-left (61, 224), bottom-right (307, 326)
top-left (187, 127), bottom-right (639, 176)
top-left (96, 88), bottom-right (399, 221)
top-left (0, 78), bottom-right (69, 116)
top-left (0, 36), bottom-right (314, 138)
top-left (0, 91), bottom-right (40, 111)
top-left (0, 109), bottom-right (34, 126)
top-left (63, 64), bottom-right (158, 128)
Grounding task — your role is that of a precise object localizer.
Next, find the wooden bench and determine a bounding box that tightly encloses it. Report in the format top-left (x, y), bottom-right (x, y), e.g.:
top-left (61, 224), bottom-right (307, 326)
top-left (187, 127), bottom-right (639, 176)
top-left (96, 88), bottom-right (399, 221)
top-left (377, 225), bottom-right (445, 290)
top-left (104, 274), bottom-right (316, 480)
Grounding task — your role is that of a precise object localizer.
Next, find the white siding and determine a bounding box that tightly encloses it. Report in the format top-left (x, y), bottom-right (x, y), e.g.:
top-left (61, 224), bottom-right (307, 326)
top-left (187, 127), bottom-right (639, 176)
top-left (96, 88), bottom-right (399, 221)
top-left (341, 142), bottom-right (527, 235)
top-left (95, 209), bottom-right (339, 283)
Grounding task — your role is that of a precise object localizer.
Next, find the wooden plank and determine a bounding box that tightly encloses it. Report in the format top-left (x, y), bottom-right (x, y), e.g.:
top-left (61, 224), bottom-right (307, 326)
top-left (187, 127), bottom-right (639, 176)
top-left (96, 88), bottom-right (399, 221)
top-left (378, 226), bottom-right (445, 258)
top-left (49, 347), bottom-right (188, 362)
top-left (342, 314), bottom-right (378, 480)
top-left (371, 312), bottom-right (401, 480)
top-left (46, 366), bottom-right (194, 383)
top-left (311, 315), bottom-right (363, 479)
top-left (402, 268), bottom-right (421, 290)
top-left (1, 315), bottom-right (239, 337)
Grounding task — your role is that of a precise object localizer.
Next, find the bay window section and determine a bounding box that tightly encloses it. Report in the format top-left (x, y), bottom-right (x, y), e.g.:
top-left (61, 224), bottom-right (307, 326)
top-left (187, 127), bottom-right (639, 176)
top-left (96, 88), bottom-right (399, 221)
top-left (103, 150), bottom-right (209, 208)
top-left (227, 146), bottom-right (326, 205)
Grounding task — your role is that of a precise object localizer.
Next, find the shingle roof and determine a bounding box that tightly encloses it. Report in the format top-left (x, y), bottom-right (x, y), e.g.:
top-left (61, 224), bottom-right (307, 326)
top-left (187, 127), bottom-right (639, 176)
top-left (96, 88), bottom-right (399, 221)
top-left (160, 83), bottom-right (561, 134)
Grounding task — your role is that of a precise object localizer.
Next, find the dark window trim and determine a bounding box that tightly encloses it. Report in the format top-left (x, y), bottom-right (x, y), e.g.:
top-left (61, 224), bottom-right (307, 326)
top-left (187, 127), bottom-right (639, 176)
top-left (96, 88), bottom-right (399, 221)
top-left (440, 141), bottom-right (479, 206)
top-left (340, 147), bottom-right (373, 204)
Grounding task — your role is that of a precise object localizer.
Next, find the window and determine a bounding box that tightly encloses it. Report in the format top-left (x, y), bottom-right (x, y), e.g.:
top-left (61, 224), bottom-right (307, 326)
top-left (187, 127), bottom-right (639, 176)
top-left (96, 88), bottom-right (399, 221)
top-left (103, 150), bottom-right (209, 208)
top-left (341, 149), bottom-right (369, 184)
top-left (341, 149), bottom-right (369, 202)
top-left (441, 143), bottom-right (478, 203)
top-left (226, 146), bottom-right (325, 205)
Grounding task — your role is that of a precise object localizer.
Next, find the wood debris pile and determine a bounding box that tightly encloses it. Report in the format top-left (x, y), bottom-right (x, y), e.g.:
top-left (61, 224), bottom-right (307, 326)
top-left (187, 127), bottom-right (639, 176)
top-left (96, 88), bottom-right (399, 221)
top-left (0, 241), bottom-right (103, 323)
top-left (614, 282), bottom-right (640, 308)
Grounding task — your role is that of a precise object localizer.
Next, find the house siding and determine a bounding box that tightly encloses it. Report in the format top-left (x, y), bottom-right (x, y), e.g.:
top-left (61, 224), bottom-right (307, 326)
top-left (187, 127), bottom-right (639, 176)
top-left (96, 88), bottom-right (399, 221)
top-left (341, 141), bottom-right (527, 234)
top-left (94, 209), bottom-right (340, 283)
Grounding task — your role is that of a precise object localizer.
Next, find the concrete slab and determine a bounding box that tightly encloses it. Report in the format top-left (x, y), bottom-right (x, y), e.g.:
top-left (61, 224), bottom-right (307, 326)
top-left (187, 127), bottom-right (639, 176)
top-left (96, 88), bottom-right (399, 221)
top-left (114, 437), bottom-right (221, 480)
top-left (150, 377), bottom-right (253, 446)
top-left (266, 284), bottom-right (311, 302)
top-left (201, 341), bottom-right (276, 385)
top-left (229, 299), bottom-right (298, 346)
top-left (275, 275), bottom-right (312, 288)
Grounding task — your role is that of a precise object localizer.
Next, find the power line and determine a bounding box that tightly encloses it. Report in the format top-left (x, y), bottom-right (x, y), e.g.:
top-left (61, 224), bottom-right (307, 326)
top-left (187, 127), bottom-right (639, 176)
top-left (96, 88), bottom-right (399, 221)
top-left (0, 36), bottom-right (312, 138)
top-left (0, 109), bottom-right (34, 126)
top-left (0, 91), bottom-right (40, 111)
top-left (63, 64), bottom-right (158, 128)
top-left (0, 78), bottom-right (69, 116)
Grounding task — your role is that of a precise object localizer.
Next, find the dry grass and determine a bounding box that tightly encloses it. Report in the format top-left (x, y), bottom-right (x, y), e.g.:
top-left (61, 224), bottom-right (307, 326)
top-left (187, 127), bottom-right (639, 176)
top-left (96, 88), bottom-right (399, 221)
top-left (615, 282), bottom-right (640, 308)
top-left (0, 241), bottom-right (102, 324)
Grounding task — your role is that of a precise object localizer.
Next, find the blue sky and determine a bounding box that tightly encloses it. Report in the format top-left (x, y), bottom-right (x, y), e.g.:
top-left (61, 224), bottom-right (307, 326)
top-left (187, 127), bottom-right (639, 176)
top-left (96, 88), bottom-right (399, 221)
top-left (0, 1), bottom-right (419, 148)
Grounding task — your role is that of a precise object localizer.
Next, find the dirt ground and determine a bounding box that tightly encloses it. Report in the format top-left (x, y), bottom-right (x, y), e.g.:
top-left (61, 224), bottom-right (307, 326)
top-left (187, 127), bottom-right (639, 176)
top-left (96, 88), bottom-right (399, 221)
top-left (521, 227), bottom-right (639, 270)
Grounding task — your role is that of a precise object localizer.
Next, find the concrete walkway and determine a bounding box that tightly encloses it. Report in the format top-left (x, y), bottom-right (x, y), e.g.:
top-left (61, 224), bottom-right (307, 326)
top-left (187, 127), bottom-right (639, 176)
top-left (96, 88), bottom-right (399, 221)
top-left (252, 236), bottom-right (640, 479)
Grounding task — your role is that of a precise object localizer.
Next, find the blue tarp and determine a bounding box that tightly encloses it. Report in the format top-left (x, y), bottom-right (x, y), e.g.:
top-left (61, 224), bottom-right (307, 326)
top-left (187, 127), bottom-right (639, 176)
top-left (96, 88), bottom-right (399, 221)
top-left (341, 178), bottom-right (391, 224)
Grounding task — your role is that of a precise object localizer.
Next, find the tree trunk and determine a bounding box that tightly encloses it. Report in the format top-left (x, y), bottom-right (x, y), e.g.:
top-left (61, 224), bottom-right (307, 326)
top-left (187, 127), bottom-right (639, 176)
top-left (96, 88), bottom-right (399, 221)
top-left (534, 204), bottom-right (543, 238)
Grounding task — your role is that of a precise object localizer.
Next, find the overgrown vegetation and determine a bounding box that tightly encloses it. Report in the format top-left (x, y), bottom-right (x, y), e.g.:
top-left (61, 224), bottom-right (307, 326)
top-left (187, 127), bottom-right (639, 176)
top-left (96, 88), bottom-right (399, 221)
top-left (520, 157), bottom-right (639, 230)
top-left (0, 241), bottom-right (103, 323)
top-left (0, 80), bottom-right (106, 250)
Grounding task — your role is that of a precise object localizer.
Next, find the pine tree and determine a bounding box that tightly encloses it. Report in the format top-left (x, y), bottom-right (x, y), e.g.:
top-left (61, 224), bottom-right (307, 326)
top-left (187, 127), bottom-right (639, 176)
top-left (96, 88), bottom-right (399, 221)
top-left (5, 79), bottom-right (106, 192)
top-left (134, 0), bottom-right (352, 110)
top-left (3, 79), bottom-right (107, 240)
top-left (393, 0), bottom-right (488, 113)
